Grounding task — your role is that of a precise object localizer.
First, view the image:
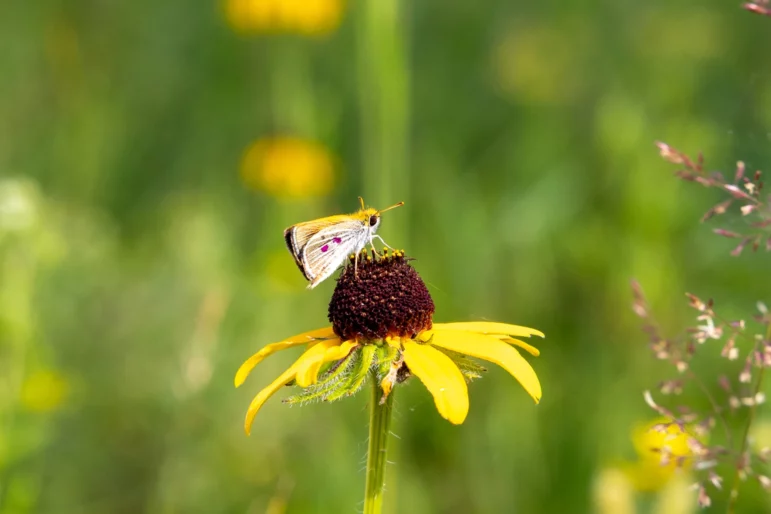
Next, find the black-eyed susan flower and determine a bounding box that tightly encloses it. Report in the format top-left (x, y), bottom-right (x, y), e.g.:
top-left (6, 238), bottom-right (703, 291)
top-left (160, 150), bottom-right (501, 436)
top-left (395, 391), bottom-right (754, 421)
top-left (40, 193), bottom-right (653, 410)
top-left (235, 249), bottom-right (543, 434)
top-left (225, 0), bottom-right (344, 36)
top-left (240, 137), bottom-right (334, 200)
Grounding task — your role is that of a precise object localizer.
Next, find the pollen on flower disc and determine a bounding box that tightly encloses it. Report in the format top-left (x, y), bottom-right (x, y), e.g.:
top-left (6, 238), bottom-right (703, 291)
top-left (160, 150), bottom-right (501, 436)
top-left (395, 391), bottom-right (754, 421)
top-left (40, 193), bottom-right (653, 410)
top-left (328, 251), bottom-right (435, 342)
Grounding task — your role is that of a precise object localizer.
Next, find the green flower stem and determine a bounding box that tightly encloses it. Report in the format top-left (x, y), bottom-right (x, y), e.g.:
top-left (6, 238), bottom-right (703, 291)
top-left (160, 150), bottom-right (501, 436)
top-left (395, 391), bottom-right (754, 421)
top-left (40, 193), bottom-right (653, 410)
top-left (364, 370), bottom-right (394, 514)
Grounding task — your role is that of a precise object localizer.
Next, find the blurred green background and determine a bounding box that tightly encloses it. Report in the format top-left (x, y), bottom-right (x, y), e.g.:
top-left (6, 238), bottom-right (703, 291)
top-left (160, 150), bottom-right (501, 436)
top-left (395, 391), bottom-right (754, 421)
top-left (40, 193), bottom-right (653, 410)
top-left (2, 0), bottom-right (771, 513)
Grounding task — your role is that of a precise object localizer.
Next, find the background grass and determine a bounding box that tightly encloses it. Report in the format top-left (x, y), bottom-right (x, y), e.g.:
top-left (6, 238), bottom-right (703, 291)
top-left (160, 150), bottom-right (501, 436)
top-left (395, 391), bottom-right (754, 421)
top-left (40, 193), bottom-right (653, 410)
top-left (1, 0), bottom-right (771, 512)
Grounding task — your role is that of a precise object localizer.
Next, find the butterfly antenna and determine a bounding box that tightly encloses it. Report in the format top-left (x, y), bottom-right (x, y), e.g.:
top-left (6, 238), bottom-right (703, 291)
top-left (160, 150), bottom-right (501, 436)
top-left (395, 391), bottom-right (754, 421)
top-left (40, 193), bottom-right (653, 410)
top-left (358, 196), bottom-right (366, 210)
top-left (378, 201), bottom-right (405, 214)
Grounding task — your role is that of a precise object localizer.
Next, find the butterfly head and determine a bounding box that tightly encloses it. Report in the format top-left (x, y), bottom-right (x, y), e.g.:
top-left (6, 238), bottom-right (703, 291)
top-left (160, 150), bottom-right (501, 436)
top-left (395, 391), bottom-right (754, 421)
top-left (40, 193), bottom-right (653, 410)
top-left (357, 207), bottom-right (381, 232)
top-left (357, 197), bottom-right (404, 233)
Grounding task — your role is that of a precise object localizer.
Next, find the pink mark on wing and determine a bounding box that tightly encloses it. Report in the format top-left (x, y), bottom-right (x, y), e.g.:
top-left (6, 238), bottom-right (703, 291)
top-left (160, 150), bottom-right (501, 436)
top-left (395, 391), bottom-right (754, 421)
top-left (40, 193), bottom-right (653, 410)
top-left (320, 244), bottom-right (329, 252)
top-left (333, 237), bottom-right (342, 244)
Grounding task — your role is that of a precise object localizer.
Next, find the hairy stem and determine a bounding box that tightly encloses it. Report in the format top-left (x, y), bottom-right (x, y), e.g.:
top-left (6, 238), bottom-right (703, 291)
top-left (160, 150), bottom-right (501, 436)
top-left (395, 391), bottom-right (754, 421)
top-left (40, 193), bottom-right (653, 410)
top-left (728, 321), bottom-right (771, 513)
top-left (363, 371), bottom-right (394, 514)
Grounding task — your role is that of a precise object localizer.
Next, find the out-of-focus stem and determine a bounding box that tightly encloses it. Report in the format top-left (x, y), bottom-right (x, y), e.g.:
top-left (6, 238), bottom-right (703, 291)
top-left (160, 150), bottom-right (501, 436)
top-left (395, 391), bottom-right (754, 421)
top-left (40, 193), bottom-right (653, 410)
top-left (356, 0), bottom-right (410, 242)
top-left (270, 40), bottom-right (315, 135)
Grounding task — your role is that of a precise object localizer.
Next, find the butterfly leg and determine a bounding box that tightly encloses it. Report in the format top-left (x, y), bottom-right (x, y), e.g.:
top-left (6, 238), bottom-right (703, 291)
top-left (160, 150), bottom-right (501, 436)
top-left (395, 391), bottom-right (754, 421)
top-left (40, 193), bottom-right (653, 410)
top-left (371, 235), bottom-right (394, 252)
top-left (366, 234), bottom-right (381, 258)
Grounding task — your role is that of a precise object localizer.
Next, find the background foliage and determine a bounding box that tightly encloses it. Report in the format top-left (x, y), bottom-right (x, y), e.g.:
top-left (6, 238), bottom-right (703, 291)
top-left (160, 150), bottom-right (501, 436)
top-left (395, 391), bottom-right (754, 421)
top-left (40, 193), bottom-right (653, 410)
top-left (1, 0), bottom-right (771, 512)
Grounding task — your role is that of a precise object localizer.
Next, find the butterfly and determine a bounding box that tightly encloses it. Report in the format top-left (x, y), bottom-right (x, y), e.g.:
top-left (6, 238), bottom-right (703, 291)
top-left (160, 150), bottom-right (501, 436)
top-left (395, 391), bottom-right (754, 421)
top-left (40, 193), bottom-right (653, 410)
top-left (284, 197), bottom-right (404, 289)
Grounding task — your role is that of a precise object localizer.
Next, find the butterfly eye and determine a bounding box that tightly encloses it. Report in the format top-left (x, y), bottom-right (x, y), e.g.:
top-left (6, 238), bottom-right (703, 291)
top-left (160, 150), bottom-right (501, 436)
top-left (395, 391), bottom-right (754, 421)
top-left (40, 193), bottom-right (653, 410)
top-left (369, 215), bottom-right (379, 226)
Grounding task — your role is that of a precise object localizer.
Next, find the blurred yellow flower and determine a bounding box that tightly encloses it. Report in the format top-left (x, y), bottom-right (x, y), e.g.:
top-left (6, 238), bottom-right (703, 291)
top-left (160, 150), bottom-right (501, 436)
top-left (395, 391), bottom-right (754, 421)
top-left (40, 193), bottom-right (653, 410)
top-left (652, 471), bottom-right (696, 514)
top-left (20, 370), bottom-right (69, 413)
top-left (625, 418), bottom-right (696, 492)
top-left (240, 137), bottom-right (335, 200)
top-left (235, 251), bottom-right (544, 434)
top-left (593, 467), bottom-right (635, 514)
top-left (594, 419), bottom-right (699, 514)
top-left (594, 464), bottom-right (696, 514)
top-left (225, 0), bottom-right (344, 36)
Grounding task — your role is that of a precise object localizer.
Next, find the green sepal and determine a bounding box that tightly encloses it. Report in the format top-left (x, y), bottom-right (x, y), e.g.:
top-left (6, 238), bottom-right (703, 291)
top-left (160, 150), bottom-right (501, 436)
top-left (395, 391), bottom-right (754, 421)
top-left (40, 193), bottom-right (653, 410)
top-left (283, 347), bottom-right (359, 406)
top-left (325, 344), bottom-right (377, 402)
top-left (374, 344), bottom-right (399, 382)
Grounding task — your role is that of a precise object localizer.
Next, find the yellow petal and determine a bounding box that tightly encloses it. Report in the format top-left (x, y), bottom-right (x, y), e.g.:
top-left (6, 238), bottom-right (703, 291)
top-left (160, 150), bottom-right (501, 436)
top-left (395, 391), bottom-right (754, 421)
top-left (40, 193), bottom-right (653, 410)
top-left (401, 340), bottom-right (469, 424)
top-left (244, 366), bottom-right (297, 435)
top-left (235, 326), bottom-right (337, 387)
top-left (384, 336), bottom-right (402, 349)
top-left (497, 336), bottom-right (541, 357)
top-left (244, 340), bottom-right (341, 434)
top-left (434, 322), bottom-right (545, 339)
top-left (431, 330), bottom-right (542, 403)
top-left (295, 340), bottom-right (358, 387)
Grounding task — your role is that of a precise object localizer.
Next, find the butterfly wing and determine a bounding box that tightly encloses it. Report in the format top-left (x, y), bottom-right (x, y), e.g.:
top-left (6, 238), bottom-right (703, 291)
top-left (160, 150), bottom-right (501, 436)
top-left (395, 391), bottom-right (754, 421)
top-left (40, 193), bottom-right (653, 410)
top-left (301, 221), bottom-right (369, 288)
top-left (284, 216), bottom-right (351, 280)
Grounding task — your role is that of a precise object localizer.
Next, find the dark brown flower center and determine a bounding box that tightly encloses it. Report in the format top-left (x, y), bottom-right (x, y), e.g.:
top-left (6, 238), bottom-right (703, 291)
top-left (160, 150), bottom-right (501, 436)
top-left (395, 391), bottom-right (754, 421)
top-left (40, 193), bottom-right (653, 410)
top-left (328, 249), bottom-right (435, 342)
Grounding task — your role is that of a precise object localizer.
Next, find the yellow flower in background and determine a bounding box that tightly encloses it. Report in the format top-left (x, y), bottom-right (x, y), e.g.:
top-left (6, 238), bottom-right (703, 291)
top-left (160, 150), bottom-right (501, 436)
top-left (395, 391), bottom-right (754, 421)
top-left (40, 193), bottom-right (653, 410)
top-left (625, 418), bottom-right (696, 492)
top-left (594, 419), bottom-right (699, 514)
top-left (240, 137), bottom-right (334, 200)
top-left (652, 472), bottom-right (696, 514)
top-left (593, 467), bottom-right (635, 514)
top-left (225, 0), bottom-right (344, 36)
top-left (594, 465), bottom-right (695, 514)
top-left (20, 370), bottom-right (69, 413)
top-left (235, 250), bottom-right (544, 434)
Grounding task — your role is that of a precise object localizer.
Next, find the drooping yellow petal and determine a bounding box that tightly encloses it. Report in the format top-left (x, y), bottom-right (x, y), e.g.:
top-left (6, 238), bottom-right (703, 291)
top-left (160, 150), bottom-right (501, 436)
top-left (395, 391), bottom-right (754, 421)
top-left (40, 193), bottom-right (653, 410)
top-left (430, 330), bottom-right (542, 403)
top-left (243, 340), bottom-right (342, 434)
top-left (401, 339), bottom-right (469, 424)
top-left (295, 340), bottom-right (358, 387)
top-left (434, 322), bottom-right (545, 339)
top-left (235, 327), bottom-right (337, 387)
top-left (497, 336), bottom-right (541, 357)
top-left (244, 366), bottom-right (297, 435)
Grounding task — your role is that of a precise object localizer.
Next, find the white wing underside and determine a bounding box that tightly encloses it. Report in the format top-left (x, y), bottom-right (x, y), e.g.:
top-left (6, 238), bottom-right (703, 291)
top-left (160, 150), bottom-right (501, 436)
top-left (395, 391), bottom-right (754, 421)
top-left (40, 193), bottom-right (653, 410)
top-left (301, 222), bottom-right (370, 288)
top-left (287, 218), bottom-right (340, 254)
